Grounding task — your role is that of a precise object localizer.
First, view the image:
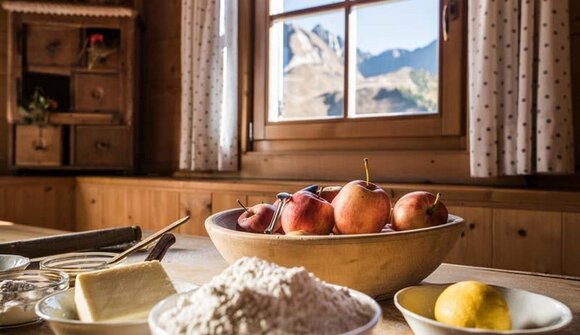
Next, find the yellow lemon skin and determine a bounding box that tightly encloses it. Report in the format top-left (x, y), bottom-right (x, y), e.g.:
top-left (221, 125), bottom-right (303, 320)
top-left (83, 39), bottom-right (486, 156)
top-left (434, 281), bottom-right (511, 330)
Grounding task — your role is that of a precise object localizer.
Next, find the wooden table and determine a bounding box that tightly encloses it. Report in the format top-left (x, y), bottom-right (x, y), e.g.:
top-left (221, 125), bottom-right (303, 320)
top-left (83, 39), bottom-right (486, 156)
top-left (2, 222), bottom-right (579, 335)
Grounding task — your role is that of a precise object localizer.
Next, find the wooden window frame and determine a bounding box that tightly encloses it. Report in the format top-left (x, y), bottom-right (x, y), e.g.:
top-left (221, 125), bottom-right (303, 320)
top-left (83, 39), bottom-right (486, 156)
top-left (249, 0), bottom-right (467, 153)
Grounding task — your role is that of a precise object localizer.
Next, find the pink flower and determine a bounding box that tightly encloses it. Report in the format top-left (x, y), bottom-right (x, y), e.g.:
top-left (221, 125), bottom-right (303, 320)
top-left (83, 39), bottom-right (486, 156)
top-left (90, 34), bottom-right (104, 47)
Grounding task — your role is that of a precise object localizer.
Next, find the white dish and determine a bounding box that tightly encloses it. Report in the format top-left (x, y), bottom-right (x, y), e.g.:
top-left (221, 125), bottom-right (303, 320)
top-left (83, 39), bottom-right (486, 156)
top-left (149, 286), bottom-right (382, 335)
top-left (35, 282), bottom-right (196, 335)
top-left (0, 254), bottom-right (30, 273)
top-left (394, 284), bottom-right (573, 335)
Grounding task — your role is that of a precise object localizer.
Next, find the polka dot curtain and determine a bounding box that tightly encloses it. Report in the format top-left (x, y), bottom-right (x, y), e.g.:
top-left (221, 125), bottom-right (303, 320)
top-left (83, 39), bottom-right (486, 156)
top-left (469, 0), bottom-right (574, 177)
top-left (180, 0), bottom-right (239, 171)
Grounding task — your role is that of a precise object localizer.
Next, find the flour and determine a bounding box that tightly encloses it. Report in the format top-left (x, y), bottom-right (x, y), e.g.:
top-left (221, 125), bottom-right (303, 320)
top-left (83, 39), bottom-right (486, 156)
top-left (158, 257), bottom-right (375, 335)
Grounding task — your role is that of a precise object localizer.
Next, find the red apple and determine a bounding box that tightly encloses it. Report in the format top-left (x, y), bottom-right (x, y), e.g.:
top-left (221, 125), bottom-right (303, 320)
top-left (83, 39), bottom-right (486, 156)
top-left (332, 159), bottom-right (391, 234)
top-left (318, 185), bottom-right (342, 203)
top-left (391, 191), bottom-right (448, 231)
top-left (236, 203), bottom-right (277, 233)
top-left (280, 191), bottom-right (335, 235)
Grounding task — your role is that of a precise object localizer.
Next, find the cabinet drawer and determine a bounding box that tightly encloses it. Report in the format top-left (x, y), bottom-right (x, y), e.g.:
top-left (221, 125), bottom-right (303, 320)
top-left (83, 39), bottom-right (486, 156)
top-left (26, 25), bottom-right (80, 67)
top-left (74, 127), bottom-right (130, 167)
top-left (73, 74), bottom-right (120, 111)
top-left (15, 125), bottom-right (63, 166)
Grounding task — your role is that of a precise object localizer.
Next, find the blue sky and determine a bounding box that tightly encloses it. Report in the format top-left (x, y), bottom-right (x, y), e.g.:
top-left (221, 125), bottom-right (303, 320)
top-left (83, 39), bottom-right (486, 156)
top-left (280, 0), bottom-right (439, 54)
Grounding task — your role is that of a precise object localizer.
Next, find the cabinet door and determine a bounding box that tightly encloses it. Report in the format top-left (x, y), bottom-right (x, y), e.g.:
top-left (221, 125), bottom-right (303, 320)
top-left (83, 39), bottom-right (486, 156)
top-left (493, 209), bottom-right (562, 274)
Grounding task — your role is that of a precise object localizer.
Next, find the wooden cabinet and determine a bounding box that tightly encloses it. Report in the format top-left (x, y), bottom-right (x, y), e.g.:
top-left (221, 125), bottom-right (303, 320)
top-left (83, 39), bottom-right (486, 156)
top-left (3, 2), bottom-right (138, 173)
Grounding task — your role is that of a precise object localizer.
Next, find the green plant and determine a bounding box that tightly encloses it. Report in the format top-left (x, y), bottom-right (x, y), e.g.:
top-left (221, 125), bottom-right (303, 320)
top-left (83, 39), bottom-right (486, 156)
top-left (18, 87), bottom-right (58, 125)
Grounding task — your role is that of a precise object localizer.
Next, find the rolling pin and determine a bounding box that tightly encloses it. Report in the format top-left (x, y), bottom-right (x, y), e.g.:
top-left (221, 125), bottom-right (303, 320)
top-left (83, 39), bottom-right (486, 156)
top-left (0, 226), bottom-right (142, 258)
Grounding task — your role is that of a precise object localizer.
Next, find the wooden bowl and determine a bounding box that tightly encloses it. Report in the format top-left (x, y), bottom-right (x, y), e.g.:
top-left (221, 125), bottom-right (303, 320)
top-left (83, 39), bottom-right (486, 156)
top-left (205, 209), bottom-right (465, 299)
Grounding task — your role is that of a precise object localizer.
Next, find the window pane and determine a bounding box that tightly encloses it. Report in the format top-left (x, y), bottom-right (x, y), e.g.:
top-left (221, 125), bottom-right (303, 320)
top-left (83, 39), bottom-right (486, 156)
top-left (269, 12), bottom-right (345, 122)
top-left (350, 0), bottom-right (439, 117)
top-left (270, 0), bottom-right (343, 15)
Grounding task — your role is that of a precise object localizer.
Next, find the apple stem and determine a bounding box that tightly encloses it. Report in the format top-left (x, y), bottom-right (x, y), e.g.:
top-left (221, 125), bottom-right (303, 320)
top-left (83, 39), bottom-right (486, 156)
top-left (427, 193), bottom-right (441, 216)
top-left (364, 158), bottom-right (370, 187)
top-left (236, 199), bottom-right (250, 214)
top-left (433, 193), bottom-right (441, 207)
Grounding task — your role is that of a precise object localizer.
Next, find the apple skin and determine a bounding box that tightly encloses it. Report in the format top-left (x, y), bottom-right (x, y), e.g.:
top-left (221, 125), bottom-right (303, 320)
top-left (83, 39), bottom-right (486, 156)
top-left (332, 180), bottom-right (391, 234)
top-left (391, 191), bottom-right (448, 231)
top-left (318, 186), bottom-right (342, 203)
top-left (280, 191), bottom-right (335, 235)
top-left (236, 203), bottom-right (277, 233)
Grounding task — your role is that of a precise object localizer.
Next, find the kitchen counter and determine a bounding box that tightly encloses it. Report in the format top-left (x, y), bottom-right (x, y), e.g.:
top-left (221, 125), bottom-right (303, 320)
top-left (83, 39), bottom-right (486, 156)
top-left (1, 222), bottom-right (579, 335)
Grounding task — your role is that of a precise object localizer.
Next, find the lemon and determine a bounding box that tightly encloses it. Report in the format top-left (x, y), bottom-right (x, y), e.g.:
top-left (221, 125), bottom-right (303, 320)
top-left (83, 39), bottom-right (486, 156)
top-left (434, 281), bottom-right (511, 330)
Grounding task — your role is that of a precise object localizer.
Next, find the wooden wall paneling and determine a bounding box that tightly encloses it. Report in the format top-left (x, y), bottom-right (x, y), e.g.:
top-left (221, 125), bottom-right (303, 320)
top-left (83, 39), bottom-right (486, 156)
top-left (43, 184), bottom-right (74, 231)
top-left (0, 187), bottom-right (4, 218)
top-left (75, 183), bottom-right (102, 231)
top-left (140, 0), bottom-right (181, 174)
top-left (0, 8), bottom-right (6, 173)
top-left (147, 189), bottom-right (180, 231)
top-left (247, 194), bottom-right (276, 206)
top-left (126, 187), bottom-right (150, 230)
top-left (444, 206), bottom-right (493, 267)
top-left (493, 209), bottom-right (563, 274)
top-left (178, 191), bottom-right (212, 236)
top-left (101, 186), bottom-right (127, 229)
top-left (563, 213), bottom-right (580, 277)
top-left (4, 186), bottom-right (45, 227)
top-left (212, 193), bottom-right (248, 214)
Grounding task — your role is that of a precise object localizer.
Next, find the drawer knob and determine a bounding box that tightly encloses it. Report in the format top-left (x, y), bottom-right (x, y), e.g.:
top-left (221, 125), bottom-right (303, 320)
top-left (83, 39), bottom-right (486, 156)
top-left (91, 87), bottom-right (105, 102)
top-left (32, 139), bottom-right (47, 151)
top-left (46, 40), bottom-right (61, 56)
top-left (95, 141), bottom-right (111, 151)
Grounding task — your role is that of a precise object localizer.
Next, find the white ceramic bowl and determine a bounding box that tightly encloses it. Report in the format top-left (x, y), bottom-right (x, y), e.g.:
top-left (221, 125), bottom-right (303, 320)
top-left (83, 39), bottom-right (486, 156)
top-left (0, 269), bottom-right (69, 328)
top-left (149, 286), bottom-right (383, 335)
top-left (394, 284), bottom-right (573, 335)
top-left (35, 282), bottom-right (196, 335)
top-left (206, 209), bottom-right (465, 299)
top-left (0, 254), bottom-right (30, 273)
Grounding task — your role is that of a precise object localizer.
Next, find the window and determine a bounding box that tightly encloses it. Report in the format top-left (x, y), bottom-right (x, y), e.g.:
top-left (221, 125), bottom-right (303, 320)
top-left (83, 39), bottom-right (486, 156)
top-left (250, 0), bottom-right (466, 152)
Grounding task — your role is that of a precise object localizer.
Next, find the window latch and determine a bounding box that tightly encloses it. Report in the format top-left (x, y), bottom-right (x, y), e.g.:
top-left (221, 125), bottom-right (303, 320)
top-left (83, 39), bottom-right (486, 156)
top-left (442, 0), bottom-right (458, 42)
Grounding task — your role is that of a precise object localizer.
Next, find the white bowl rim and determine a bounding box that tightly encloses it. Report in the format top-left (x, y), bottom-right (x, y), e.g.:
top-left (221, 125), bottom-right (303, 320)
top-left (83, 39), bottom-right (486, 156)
top-left (206, 208), bottom-right (464, 240)
top-left (35, 288), bottom-right (147, 326)
top-left (393, 283), bottom-right (574, 334)
top-left (0, 254), bottom-right (31, 272)
top-left (149, 285), bottom-right (383, 335)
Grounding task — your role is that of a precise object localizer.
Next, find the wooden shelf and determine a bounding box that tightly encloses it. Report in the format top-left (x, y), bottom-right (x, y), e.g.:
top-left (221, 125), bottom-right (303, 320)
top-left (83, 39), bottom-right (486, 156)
top-left (26, 65), bottom-right (121, 76)
top-left (48, 112), bottom-right (120, 125)
top-left (26, 65), bottom-right (72, 76)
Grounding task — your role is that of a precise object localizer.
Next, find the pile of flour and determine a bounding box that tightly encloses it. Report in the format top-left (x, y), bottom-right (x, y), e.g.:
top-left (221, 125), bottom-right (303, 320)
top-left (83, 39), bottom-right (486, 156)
top-left (158, 257), bottom-right (375, 335)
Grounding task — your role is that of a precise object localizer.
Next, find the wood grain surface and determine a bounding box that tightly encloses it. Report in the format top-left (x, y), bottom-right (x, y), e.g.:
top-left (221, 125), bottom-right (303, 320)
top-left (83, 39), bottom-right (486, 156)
top-left (1, 223), bottom-right (578, 335)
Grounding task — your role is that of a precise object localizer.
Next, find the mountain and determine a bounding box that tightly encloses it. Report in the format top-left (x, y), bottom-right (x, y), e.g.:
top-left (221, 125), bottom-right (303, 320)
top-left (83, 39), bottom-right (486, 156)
top-left (277, 23), bottom-right (438, 119)
top-left (358, 40), bottom-right (438, 77)
top-left (312, 24), bottom-right (344, 59)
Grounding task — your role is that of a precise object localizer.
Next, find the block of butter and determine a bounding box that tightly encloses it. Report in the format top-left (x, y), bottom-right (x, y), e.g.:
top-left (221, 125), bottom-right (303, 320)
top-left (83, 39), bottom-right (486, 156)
top-left (75, 261), bottom-right (176, 322)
